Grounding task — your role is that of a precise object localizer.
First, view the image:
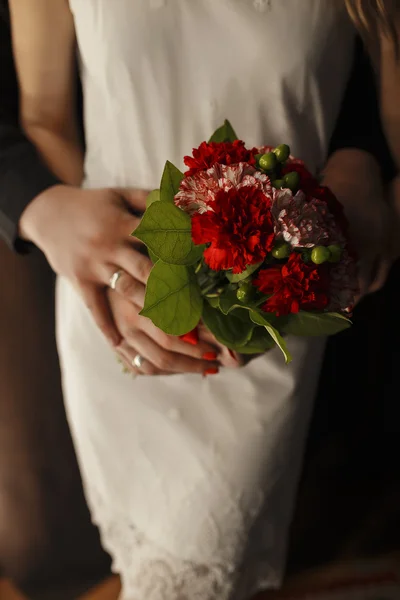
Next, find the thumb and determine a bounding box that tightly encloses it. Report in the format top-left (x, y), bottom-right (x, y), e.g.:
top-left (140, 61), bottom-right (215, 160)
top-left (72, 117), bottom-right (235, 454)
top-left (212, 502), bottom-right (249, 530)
top-left (116, 188), bottom-right (149, 215)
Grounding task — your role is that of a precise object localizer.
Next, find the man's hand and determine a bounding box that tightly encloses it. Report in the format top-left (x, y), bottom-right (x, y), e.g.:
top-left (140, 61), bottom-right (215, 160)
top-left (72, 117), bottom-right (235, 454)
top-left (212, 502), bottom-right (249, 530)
top-left (19, 184), bottom-right (152, 346)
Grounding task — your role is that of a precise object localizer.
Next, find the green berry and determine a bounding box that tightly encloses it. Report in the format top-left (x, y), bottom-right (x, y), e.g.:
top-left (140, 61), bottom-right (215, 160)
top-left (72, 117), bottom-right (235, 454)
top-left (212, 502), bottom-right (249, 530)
top-left (258, 152), bottom-right (277, 172)
top-left (327, 244), bottom-right (342, 263)
top-left (236, 281), bottom-right (254, 303)
top-left (272, 179), bottom-right (284, 189)
top-left (311, 246), bottom-right (331, 265)
top-left (271, 242), bottom-right (291, 259)
top-left (283, 171), bottom-right (300, 192)
top-left (273, 144), bottom-right (290, 163)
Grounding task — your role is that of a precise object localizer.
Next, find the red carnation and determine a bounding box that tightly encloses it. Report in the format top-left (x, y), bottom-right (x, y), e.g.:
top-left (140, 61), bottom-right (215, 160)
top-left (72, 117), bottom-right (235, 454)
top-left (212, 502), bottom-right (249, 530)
top-left (254, 253), bottom-right (330, 317)
top-left (184, 140), bottom-right (258, 177)
top-left (191, 186), bottom-right (275, 273)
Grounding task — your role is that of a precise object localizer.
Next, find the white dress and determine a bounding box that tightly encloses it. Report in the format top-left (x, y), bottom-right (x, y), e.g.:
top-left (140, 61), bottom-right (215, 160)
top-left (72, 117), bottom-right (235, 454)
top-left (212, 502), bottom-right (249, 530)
top-left (58, 2), bottom-right (354, 598)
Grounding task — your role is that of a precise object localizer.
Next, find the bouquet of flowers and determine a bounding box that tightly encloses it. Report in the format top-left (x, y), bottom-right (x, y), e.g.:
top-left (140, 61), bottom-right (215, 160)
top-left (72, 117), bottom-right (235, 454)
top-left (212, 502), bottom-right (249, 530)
top-left (133, 121), bottom-right (358, 364)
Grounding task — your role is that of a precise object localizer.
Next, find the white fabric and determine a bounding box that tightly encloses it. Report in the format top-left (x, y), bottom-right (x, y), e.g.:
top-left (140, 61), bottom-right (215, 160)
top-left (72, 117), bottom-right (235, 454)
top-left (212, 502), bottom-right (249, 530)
top-left (59, 1), bottom-right (354, 598)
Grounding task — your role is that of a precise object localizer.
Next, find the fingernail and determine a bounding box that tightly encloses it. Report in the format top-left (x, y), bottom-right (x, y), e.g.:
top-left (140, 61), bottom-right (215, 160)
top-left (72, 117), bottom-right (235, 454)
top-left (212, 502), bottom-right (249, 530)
top-left (202, 351), bottom-right (218, 361)
top-left (180, 328), bottom-right (199, 345)
top-left (203, 367), bottom-right (219, 376)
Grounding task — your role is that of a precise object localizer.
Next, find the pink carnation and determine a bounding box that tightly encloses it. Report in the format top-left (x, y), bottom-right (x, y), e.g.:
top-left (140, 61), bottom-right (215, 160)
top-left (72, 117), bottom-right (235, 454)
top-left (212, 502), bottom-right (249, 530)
top-left (175, 162), bottom-right (273, 215)
top-left (272, 188), bottom-right (345, 248)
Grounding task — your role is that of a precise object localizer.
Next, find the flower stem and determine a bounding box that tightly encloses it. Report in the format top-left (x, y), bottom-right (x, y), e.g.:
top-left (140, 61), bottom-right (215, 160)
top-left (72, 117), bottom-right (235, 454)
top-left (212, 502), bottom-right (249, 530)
top-left (201, 282), bottom-right (218, 296)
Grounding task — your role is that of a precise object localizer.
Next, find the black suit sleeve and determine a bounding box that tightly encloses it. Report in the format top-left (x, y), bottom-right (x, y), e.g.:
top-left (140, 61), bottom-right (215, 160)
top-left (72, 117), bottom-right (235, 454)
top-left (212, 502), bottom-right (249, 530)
top-left (329, 36), bottom-right (397, 183)
top-left (0, 4), bottom-right (60, 252)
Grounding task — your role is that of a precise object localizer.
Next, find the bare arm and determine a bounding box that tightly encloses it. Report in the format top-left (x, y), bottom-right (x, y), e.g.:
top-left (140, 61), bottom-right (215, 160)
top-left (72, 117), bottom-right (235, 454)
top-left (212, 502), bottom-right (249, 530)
top-left (322, 148), bottom-right (388, 295)
top-left (378, 22), bottom-right (400, 265)
top-left (380, 20), bottom-right (400, 170)
top-left (9, 0), bottom-right (83, 185)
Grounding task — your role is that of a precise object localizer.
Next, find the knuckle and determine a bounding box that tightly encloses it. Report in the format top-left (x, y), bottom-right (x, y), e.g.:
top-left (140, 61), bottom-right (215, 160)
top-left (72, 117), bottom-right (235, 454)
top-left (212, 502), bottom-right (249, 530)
top-left (119, 276), bottom-right (136, 298)
top-left (160, 334), bottom-right (173, 351)
top-left (125, 329), bottom-right (138, 345)
top-left (192, 361), bottom-right (205, 374)
top-left (87, 228), bottom-right (104, 250)
top-left (157, 352), bottom-right (174, 372)
top-left (135, 257), bottom-right (151, 282)
top-left (145, 363), bottom-right (159, 376)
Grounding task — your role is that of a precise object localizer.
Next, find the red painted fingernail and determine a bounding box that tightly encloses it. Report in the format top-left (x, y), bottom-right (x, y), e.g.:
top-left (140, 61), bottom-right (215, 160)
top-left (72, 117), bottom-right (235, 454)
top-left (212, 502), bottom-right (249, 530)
top-left (202, 352), bottom-right (217, 361)
top-left (204, 367), bottom-right (219, 376)
top-left (180, 328), bottom-right (199, 345)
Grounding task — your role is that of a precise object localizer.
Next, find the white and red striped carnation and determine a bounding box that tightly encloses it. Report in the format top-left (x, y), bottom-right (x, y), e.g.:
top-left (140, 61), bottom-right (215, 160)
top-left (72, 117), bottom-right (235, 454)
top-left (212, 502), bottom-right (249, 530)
top-left (175, 162), bottom-right (273, 215)
top-left (271, 188), bottom-right (345, 248)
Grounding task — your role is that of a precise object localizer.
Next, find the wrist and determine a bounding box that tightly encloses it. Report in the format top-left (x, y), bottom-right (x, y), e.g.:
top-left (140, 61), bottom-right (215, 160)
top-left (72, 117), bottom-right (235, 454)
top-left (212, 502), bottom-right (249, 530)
top-left (18, 184), bottom-right (72, 247)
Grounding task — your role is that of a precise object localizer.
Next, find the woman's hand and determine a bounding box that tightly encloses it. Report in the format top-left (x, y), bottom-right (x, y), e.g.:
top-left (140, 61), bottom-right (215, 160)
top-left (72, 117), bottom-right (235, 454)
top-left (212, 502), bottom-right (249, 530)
top-left (108, 291), bottom-right (221, 376)
top-left (19, 184), bottom-right (153, 346)
top-left (196, 324), bottom-right (243, 369)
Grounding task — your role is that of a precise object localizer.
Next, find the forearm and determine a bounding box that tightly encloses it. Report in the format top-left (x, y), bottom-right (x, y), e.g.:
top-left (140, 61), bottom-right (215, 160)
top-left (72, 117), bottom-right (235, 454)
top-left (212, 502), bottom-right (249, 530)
top-left (322, 148), bottom-right (385, 256)
top-left (0, 9), bottom-right (61, 251)
top-left (323, 148), bottom-right (382, 215)
top-left (9, 0), bottom-right (83, 187)
top-left (380, 22), bottom-right (400, 170)
top-left (22, 121), bottom-right (84, 187)
top-left (329, 36), bottom-right (397, 184)
top-left (322, 147), bottom-right (394, 299)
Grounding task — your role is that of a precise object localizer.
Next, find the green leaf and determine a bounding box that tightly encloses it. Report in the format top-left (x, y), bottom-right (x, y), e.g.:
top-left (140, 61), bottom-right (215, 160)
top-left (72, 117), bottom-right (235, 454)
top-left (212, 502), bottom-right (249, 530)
top-left (219, 289), bottom-right (242, 315)
top-left (160, 161), bottom-right (184, 203)
top-left (140, 262), bottom-right (202, 336)
top-left (208, 119), bottom-right (239, 143)
top-left (181, 244), bottom-right (205, 265)
top-left (133, 202), bottom-right (202, 265)
top-left (206, 296), bottom-right (220, 309)
top-left (148, 249), bottom-right (159, 265)
top-left (145, 190), bottom-right (161, 264)
top-left (146, 189), bottom-right (160, 209)
top-left (202, 303), bottom-right (254, 350)
top-left (237, 327), bottom-right (276, 354)
top-left (250, 310), bottom-right (292, 364)
top-left (218, 286), bottom-right (266, 316)
top-left (226, 261), bottom-right (262, 283)
top-left (282, 311), bottom-right (352, 337)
